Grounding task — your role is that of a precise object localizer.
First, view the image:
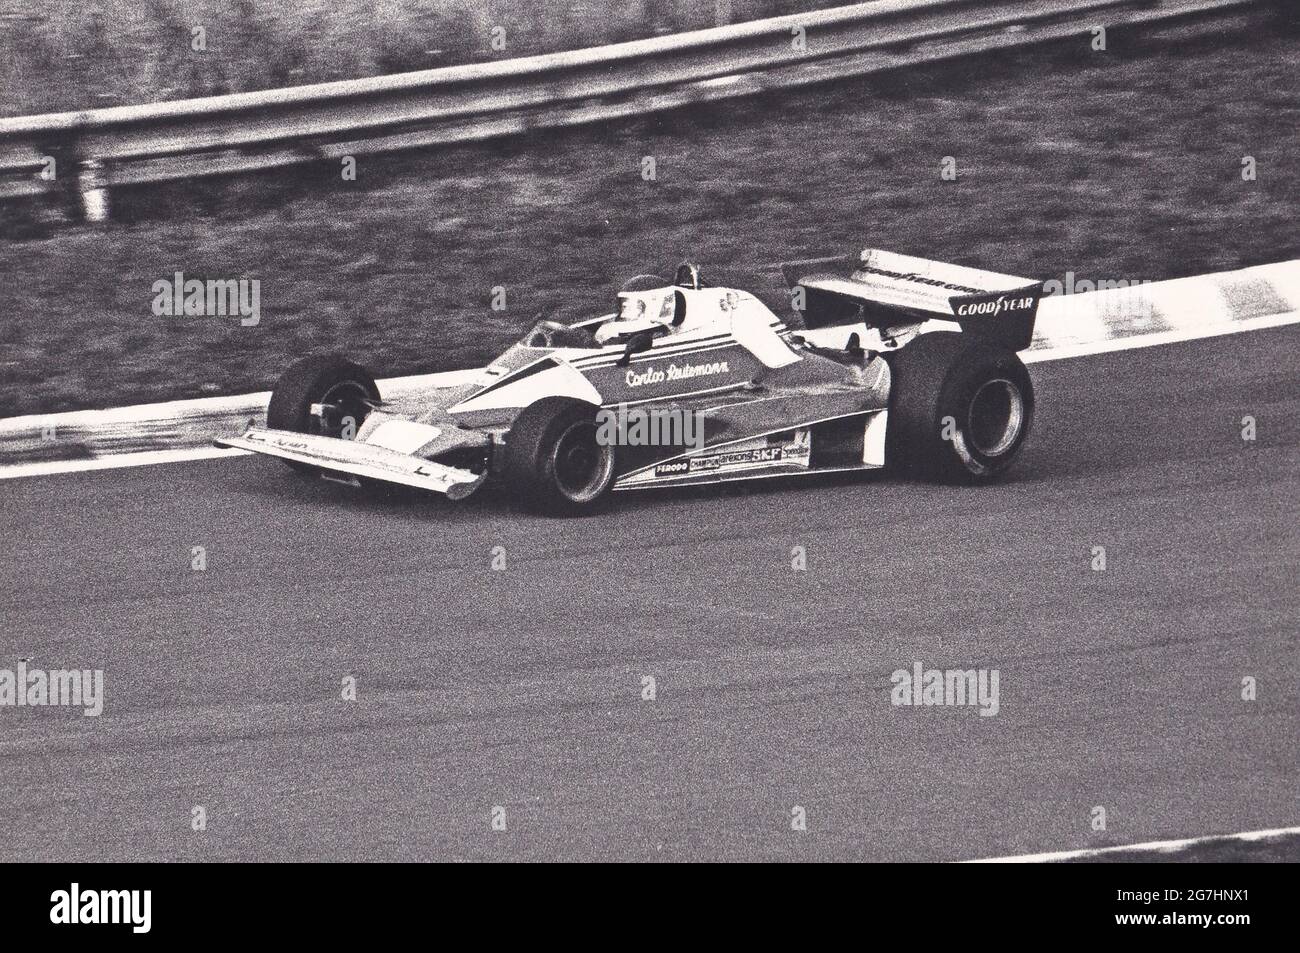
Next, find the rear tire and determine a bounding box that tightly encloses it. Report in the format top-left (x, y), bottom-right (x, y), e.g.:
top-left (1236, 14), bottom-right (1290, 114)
top-left (501, 397), bottom-right (616, 515)
top-left (884, 333), bottom-right (1034, 483)
top-left (266, 354), bottom-right (379, 474)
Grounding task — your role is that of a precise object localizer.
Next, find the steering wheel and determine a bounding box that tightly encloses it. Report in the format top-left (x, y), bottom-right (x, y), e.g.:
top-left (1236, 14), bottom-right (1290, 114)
top-left (527, 320), bottom-right (600, 349)
top-left (525, 320), bottom-right (572, 348)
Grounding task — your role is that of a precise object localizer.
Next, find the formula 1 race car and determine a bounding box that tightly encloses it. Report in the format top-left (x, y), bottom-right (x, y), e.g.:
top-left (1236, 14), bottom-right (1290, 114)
top-left (215, 249), bottom-right (1044, 514)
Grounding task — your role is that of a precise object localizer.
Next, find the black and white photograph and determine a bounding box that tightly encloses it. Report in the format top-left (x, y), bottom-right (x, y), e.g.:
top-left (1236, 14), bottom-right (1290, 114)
top-left (0, 0), bottom-right (1296, 904)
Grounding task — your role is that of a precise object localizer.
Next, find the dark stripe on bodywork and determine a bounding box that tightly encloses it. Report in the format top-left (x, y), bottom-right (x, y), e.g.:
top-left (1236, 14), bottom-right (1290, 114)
top-left (568, 333), bottom-right (733, 368)
top-left (462, 357), bottom-right (559, 400)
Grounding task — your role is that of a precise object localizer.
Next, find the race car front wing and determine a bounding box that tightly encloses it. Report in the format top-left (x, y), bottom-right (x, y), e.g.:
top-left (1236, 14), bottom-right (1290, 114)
top-left (214, 428), bottom-right (486, 500)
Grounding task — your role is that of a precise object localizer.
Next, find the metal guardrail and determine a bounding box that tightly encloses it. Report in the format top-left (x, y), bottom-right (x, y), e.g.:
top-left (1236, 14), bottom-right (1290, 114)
top-left (0, 0), bottom-right (1263, 220)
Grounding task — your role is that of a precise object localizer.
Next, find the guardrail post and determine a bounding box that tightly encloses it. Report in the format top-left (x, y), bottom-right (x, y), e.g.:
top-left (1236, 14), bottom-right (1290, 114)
top-left (77, 158), bottom-right (110, 223)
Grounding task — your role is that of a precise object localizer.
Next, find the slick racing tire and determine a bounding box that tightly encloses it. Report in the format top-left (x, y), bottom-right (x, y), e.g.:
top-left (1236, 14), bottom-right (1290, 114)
top-left (884, 332), bottom-right (1034, 484)
top-left (502, 397), bottom-right (616, 515)
top-left (266, 354), bottom-right (380, 473)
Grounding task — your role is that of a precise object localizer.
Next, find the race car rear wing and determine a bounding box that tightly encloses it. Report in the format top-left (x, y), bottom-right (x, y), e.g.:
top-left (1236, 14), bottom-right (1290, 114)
top-left (781, 249), bottom-right (1044, 351)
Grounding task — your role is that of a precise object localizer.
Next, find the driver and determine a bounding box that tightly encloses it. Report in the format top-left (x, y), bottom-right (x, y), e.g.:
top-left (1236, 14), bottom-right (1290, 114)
top-left (594, 275), bottom-right (678, 345)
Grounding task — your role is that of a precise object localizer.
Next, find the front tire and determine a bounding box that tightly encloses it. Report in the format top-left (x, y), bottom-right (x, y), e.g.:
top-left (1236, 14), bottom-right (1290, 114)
top-left (266, 354), bottom-right (380, 473)
top-left (501, 397), bottom-right (616, 515)
top-left (884, 332), bottom-right (1034, 483)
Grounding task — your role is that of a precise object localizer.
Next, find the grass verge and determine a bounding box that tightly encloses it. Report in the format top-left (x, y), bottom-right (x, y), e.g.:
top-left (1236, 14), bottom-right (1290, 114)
top-left (0, 0), bottom-right (831, 116)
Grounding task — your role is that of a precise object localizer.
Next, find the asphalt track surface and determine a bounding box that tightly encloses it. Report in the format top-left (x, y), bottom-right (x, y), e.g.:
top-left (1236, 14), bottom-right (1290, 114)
top-left (1, 327), bottom-right (1296, 862)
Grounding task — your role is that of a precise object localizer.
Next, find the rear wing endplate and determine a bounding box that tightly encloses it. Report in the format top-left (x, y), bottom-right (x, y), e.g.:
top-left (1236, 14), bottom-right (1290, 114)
top-left (782, 249), bottom-right (1044, 351)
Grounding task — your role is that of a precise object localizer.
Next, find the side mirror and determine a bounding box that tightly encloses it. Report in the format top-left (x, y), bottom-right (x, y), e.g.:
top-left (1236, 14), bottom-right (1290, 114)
top-left (616, 331), bottom-right (655, 366)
